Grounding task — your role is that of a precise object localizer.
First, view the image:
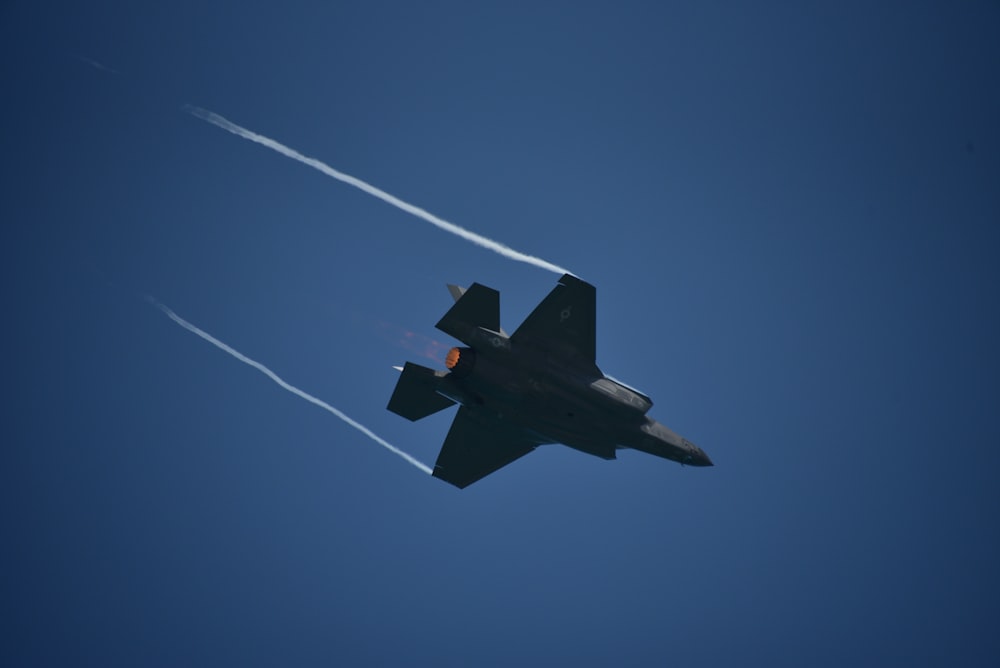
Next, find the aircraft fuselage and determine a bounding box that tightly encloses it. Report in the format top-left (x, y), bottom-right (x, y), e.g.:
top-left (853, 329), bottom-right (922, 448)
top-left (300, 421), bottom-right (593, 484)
top-left (387, 274), bottom-right (712, 488)
top-left (437, 327), bottom-right (711, 467)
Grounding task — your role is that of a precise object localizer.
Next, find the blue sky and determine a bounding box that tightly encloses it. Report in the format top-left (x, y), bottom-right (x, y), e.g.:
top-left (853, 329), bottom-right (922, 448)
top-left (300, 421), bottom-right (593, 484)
top-left (3, 2), bottom-right (999, 666)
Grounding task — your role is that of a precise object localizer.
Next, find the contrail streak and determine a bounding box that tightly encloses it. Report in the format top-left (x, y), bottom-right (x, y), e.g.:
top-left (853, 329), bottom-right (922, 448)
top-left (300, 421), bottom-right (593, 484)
top-left (184, 105), bottom-right (573, 276)
top-left (72, 53), bottom-right (120, 75)
top-left (150, 298), bottom-right (433, 476)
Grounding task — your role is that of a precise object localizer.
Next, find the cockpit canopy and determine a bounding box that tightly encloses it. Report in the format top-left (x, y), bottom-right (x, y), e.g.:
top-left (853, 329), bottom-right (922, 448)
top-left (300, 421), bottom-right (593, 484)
top-left (591, 377), bottom-right (653, 414)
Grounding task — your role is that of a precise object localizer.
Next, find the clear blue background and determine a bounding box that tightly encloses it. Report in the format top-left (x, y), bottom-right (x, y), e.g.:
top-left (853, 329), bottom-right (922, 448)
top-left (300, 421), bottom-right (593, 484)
top-left (3, 2), bottom-right (998, 666)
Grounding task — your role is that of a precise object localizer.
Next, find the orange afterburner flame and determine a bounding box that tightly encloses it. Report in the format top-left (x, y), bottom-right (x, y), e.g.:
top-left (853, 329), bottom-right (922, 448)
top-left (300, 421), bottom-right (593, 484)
top-left (371, 319), bottom-right (450, 364)
top-left (445, 347), bottom-right (461, 369)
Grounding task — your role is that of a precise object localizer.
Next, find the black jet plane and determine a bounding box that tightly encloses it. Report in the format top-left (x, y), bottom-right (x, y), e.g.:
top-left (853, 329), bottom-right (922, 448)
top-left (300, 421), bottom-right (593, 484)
top-left (388, 274), bottom-right (712, 488)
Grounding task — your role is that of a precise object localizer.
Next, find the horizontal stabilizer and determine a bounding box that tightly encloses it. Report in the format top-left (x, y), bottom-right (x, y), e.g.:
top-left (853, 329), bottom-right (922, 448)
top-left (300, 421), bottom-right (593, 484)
top-left (436, 282), bottom-right (500, 342)
top-left (447, 283), bottom-right (509, 336)
top-left (387, 362), bottom-right (456, 421)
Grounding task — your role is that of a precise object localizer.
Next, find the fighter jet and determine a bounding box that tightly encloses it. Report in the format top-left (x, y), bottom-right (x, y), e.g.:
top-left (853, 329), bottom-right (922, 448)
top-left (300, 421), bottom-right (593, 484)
top-left (387, 274), bottom-right (712, 488)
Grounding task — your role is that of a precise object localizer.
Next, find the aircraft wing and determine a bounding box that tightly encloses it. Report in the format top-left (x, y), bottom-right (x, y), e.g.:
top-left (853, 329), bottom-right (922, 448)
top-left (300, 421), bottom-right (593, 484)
top-left (511, 274), bottom-right (597, 364)
top-left (432, 406), bottom-right (542, 489)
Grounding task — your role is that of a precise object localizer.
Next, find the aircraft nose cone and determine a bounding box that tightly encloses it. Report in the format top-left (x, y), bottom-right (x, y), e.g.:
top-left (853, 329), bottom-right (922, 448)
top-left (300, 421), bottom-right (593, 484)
top-left (679, 439), bottom-right (713, 467)
top-left (691, 447), bottom-right (713, 467)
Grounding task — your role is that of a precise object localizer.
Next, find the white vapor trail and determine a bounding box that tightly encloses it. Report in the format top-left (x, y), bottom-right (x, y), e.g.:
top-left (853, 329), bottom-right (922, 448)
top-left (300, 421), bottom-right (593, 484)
top-left (184, 105), bottom-right (573, 276)
top-left (150, 298), bottom-right (433, 476)
top-left (72, 53), bottom-right (120, 75)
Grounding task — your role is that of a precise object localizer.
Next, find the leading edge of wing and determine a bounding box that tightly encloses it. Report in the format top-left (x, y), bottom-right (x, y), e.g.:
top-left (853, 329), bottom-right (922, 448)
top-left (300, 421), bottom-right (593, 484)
top-left (432, 406), bottom-right (543, 489)
top-left (511, 274), bottom-right (596, 364)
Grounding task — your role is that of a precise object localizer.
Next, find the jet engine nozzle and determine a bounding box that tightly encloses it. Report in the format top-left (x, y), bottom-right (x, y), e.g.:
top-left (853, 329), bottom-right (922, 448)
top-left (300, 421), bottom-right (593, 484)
top-left (445, 347), bottom-right (476, 378)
